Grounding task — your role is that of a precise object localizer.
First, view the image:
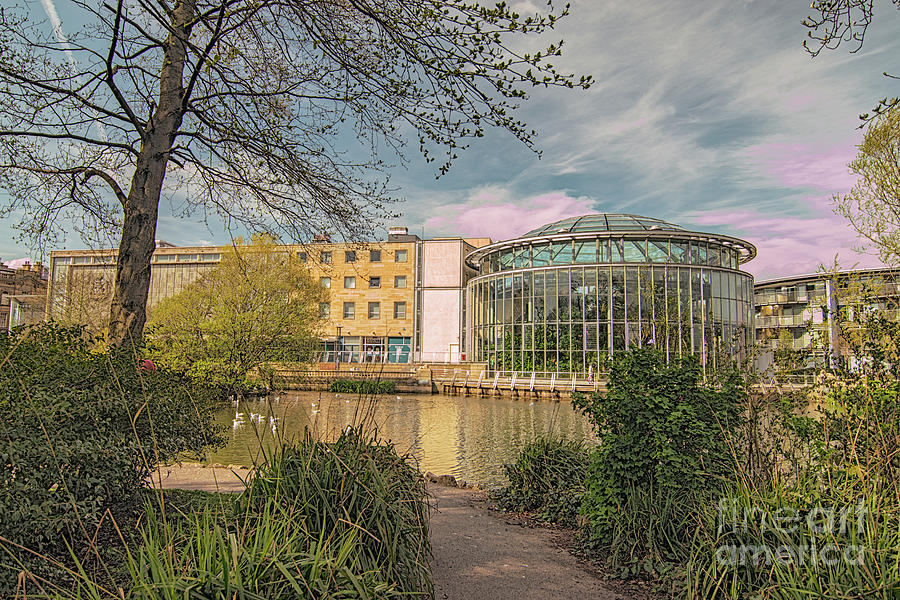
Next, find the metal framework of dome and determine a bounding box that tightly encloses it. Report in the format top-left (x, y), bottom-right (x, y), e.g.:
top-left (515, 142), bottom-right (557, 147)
top-left (522, 214), bottom-right (686, 238)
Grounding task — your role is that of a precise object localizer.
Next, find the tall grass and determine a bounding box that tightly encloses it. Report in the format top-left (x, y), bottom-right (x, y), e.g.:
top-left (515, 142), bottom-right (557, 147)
top-left (240, 428), bottom-right (431, 597)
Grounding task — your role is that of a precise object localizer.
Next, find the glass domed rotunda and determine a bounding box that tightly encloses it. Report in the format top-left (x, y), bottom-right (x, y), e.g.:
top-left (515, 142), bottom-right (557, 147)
top-left (464, 213), bottom-right (756, 374)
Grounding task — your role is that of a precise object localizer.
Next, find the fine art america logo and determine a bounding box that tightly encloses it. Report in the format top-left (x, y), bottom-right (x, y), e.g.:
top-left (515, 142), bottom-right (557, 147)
top-left (716, 498), bottom-right (868, 567)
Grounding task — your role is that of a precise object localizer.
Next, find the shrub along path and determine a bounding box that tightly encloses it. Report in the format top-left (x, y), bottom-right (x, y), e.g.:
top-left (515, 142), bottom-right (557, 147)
top-left (429, 484), bottom-right (626, 600)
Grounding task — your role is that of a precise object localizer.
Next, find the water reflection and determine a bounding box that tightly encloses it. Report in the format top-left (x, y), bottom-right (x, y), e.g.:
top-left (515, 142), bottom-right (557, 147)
top-left (210, 392), bottom-right (596, 487)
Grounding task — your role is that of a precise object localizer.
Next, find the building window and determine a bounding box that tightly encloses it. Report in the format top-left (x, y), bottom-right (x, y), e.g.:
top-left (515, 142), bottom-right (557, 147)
top-left (345, 250), bottom-right (357, 263)
top-left (394, 275), bottom-right (407, 288)
top-left (343, 302), bottom-right (355, 319)
top-left (321, 251), bottom-right (332, 264)
top-left (297, 252), bottom-right (307, 263)
top-left (320, 277), bottom-right (331, 289)
top-left (368, 302), bottom-right (380, 319)
top-left (370, 250), bottom-right (381, 262)
top-left (393, 301), bottom-right (407, 319)
top-left (395, 249), bottom-right (408, 263)
top-left (369, 276), bottom-right (381, 288)
top-left (319, 302), bottom-right (330, 319)
top-left (344, 276), bottom-right (356, 289)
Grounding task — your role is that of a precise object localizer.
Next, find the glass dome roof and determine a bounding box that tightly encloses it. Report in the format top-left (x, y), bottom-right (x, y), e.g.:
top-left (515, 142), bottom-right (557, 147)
top-left (521, 213), bottom-right (686, 238)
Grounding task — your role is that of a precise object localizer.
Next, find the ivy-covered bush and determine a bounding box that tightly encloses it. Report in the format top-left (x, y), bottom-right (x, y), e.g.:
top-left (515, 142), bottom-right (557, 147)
top-left (496, 436), bottom-right (590, 526)
top-left (0, 323), bottom-right (224, 595)
top-left (573, 348), bottom-right (745, 571)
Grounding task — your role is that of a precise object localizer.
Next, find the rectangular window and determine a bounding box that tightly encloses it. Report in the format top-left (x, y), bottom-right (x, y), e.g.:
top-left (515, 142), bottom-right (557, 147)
top-left (532, 244), bottom-right (550, 267)
top-left (393, 301), bottom-right (407, 319)
top-left (368, 302), bottom-right (380, 319)
top-left (177, 254), bottom-right (198, 262)
top-left (394, 275), bottom-right (407, 288)
top-left (321, 251), bottom-right (332, 264)
top-left (343, 302), bottom-right (355, 319)
top-left (395, 249), bottom-right (408, 262)
top-left (320, 277), bottom-right (331, 289)
top-left (369, 276), bottom-right (381, 288)
top-left (344, 276), bottom-right (356, 289)
top-left (370, 250), bottom-right (381, 262)
top-left (345, 250), bottom-right (357, 263)
top-left (154, 254), bottom-right (175, 263)
top-left (319, 302), bottom-right (330, 319)
top-left (297, 252), bottom-right (307, 263)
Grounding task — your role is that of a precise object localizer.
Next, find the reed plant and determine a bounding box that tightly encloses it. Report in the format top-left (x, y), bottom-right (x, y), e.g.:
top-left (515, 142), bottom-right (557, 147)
top-left (240, 428), bottom-right (431, 597)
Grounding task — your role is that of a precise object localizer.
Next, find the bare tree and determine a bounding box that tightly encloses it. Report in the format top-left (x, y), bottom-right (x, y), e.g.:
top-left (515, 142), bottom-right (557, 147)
top-left (0, 0), bottom-right (590, 347)
top-left (803, 0), bottom-right (900, 120)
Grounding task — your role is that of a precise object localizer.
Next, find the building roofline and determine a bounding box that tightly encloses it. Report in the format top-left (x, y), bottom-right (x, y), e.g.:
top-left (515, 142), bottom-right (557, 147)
top-left (755, 266), bottom-right (900, 288)
top-left (465, 229), bottom-right (757, 269)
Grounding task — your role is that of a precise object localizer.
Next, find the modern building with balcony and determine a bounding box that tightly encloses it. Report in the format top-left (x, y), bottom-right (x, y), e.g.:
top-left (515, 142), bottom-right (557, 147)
top-left (464, 214), bottom-right (757, 374)
top-left (754, 267), bottom-right (900, 366)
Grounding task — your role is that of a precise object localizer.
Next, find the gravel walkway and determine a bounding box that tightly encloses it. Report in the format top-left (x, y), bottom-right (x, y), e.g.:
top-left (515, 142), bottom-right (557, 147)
top-left (429, 484), bottom-right (626, 600)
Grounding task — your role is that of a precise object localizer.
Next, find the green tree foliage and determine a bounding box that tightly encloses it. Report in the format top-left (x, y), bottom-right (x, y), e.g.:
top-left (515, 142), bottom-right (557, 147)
top-left (0, 322), bottom-right (223, 595)
top-left (573, 349), bottom-right (745, 569)
top-left (834, 106), bottom-right (900, 265)
top-left (0, 0), bottom-right (591, 347)
top-left (147, 236), bottom-right (324, 392)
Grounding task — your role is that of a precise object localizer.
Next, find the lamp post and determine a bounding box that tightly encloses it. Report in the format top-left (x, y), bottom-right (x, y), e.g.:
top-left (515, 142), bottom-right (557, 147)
top-left (336, 324), bottom-right (342, 370)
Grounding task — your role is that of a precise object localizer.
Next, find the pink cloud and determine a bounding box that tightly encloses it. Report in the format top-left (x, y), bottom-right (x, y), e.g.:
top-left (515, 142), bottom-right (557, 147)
top-left (689, 200), bottom-right (884, 280)
top-left (425, 192), bottom-right (594, 240)
top-left (744, 140), bottom-right (861, 193)
top-left (2, 258), bottom-right (35, 270)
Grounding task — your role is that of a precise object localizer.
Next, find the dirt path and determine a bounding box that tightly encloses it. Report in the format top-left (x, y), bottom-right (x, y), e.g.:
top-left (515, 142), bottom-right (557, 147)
top-left (429, 484), bottom-right (626, 600)
top-left (151, 467), bottom-right (633, 599)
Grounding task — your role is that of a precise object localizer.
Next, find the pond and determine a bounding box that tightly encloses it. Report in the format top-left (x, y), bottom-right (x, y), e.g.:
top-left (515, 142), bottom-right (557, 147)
top-left (209, 392), bottom-right (597, 488)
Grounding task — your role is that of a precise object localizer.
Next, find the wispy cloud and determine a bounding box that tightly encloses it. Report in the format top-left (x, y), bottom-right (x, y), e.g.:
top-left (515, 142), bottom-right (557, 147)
top-left (425, 188), bottom-right (595, 240)
top-left (688, 199), bottom-right (883, 280)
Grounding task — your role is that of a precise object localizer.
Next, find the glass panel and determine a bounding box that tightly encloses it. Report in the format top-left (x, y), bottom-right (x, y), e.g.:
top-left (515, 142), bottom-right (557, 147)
top-left (552, 241), bottom-right (573, 265)
top-left (624, 240), bottom-right (646, 262)
top-left (584, 268), bottom-right (598, 320)
top-left (648, 240), bottom-right (669, 262)
top-left (500, 250), bottom-right (514, 271)
top-left (597, 267), bottom-right (609, 321)
top-left (532, 244), bottom-right (550, 267)
top-left (598, 239), bottom-right (610, 262)
top-left (557, 270), bottom-right (570, 321)
top-left (611, 267), bottom-right (625, 321)
top-left (544, 272), bottom-right (557, 321)
top-left (671, 241), bottom-right (687, 264)
top-left (574, 240), bottom-right (596, 264)
top-left (707, 244), bottom-right (720, 267)
top-left (513, 247), bottom-right (526, 268)
top-left (610, 239), bottom-right (624, 263)
top-left (626, 267), bottom-right (640, 322)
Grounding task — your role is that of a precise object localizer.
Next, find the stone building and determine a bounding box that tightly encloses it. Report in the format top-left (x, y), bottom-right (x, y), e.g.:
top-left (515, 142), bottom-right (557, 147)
top-left (46, 228), bottom-right (489, 364)
top-left (0, 260), bottom-right (48, 331)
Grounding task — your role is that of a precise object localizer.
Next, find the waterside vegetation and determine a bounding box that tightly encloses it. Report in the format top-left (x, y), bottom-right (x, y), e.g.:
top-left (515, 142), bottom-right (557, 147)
top-left (0, 323), bottom-right (431, 598)
top-left (498, 312), bottom-right (900, 599)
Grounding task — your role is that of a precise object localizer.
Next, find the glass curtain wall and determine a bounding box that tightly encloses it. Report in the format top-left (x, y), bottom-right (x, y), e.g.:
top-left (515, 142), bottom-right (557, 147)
top-left (468, 236), bottom-right (753, 374)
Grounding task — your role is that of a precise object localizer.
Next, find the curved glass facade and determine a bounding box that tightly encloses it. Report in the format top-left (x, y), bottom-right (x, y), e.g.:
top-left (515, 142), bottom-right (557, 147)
top-left (465, 214), bottom-right (756, 374)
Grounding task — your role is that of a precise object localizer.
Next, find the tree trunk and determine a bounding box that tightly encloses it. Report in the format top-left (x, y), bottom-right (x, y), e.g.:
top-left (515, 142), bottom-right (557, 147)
top-left (107, 0), bottom-right (194, 348)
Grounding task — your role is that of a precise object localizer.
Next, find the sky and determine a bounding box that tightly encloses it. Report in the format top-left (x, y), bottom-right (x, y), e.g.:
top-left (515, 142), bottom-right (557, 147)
top-left (2, 0), bottom-right (900, 281)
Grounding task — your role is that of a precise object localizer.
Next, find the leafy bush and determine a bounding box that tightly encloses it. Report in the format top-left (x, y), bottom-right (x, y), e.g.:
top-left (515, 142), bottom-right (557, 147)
top-left (238, 429), bottom-right (431, 596)
top-left (0, 323), bottom-right (224, 595)
top-left (573, 348), bottom-right (745, 572)
top-left (329, 379), bottom-right (396, 395)
top-left (496, 436), bottom-right (590, 526)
